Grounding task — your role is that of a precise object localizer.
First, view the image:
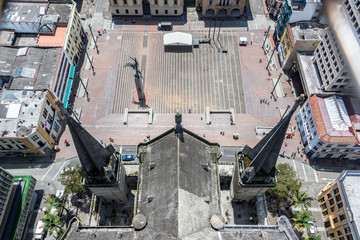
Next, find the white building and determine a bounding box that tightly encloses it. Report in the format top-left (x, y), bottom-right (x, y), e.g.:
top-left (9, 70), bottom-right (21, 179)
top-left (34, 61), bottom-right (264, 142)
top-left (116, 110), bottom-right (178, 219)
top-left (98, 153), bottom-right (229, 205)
top-left (296, 94), bottom-right (360, 160)
top-left (0, 90), bottom-right (64, 157)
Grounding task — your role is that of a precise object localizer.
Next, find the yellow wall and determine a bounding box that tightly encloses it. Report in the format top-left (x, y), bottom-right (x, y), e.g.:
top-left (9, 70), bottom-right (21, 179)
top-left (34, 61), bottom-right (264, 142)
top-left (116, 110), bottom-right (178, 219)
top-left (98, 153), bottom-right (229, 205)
top-left (318, 182), bottom-right (355, 240)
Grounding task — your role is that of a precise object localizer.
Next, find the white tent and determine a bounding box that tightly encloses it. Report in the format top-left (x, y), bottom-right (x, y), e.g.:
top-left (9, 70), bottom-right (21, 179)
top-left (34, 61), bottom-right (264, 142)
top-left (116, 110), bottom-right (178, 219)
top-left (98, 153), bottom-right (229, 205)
top-left (163, 32), bottom-right (192, 46)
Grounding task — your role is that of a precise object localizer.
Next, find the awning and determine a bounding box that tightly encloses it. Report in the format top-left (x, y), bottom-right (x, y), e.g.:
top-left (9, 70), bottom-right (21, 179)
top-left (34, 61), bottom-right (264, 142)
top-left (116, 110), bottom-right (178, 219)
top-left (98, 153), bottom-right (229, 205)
top-left (164, 32), bottom-right (192, 46)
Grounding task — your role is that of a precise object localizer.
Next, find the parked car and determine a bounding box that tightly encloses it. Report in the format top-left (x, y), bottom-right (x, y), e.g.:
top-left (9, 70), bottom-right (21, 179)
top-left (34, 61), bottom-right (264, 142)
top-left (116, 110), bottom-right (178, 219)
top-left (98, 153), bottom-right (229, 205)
top-left (121, 155), bottom-right (136, 161)
top-left (307, 221), bottom-right (316, 235)
top-left (158, 22), bottom-right (173, 31)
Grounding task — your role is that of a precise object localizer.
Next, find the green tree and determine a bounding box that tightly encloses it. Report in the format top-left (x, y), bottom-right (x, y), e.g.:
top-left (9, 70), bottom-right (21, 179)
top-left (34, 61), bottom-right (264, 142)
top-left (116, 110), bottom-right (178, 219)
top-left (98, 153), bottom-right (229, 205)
top-left (292, 190), bottom-right (314, 210)
top-left (42, 214), bottom-right (62, 235)
top-left (291, 210), bottom-right (315, 232)
top-left (307, 234), bottom-right (321, 240)
top-left (59, 164), bottom-right (88, 196)
top-left (268, 163), bottom-right (301, 199)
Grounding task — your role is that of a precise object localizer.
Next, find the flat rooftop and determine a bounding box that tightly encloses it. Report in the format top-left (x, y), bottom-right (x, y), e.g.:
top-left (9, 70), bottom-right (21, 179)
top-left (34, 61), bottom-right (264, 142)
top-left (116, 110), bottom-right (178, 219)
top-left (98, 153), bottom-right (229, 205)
top-left (47, 2), bottom-right (72, 23)
top-left (339, 170), bottom-right (360, 237)
top-left (0, 2), bottom-right (46, 22)
top-left (0, 46), bottom-right (61, 90)
top-left (0, 90), bottom-right (46, 138)
top-left (291, 23), bottom-right (322, 41)
top-left (296, 52), bottom-right (322, 96)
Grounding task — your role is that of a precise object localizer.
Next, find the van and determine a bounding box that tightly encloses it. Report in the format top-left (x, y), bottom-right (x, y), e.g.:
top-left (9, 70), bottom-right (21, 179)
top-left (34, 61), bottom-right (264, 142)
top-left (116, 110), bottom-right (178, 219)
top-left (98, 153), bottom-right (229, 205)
top-left (158, 22), bottom-right (173, 31)
top-left (239, 37), bottom-right (248, 46)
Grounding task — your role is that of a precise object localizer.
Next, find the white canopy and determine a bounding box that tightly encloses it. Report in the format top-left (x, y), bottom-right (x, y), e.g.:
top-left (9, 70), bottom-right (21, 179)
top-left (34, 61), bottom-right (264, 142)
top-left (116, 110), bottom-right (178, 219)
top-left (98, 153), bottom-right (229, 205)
top-left (163, 32), bottom-right (192, 46)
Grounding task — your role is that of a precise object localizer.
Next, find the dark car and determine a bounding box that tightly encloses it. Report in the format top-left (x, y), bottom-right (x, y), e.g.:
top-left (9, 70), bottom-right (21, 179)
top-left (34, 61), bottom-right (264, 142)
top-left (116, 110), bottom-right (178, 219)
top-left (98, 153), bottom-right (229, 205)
top-left (121, 154), bottom-right (136, 161)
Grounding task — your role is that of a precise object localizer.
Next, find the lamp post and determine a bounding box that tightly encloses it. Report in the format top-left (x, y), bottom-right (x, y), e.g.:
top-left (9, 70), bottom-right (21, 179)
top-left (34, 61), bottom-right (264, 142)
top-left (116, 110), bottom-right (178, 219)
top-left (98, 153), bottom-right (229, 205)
top-left (88, 24), bottom-right (99, 54)
top-left (83, 44), bottom-right (95, 76)
top-left (76, 72), bottom-right (90, 102)
top-left (266, 43), bottom-right (278, 75)
top-left (262, 25), bottom-right (271, 53)
top-left (271, 73), bottom-right (283, 97)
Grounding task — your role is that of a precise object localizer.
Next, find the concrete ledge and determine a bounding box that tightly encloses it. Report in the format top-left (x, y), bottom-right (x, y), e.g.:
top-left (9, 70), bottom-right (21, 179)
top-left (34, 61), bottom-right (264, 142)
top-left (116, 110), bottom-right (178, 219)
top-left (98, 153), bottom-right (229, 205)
top-left (76, 78), bottom-right (88, 97)
top-left (272, 78), bottom-right (284, 98)
top-left (123, 108), bottom-right (153, 125)
top-left (84, 56), bottom-right (94, 70)
top-left (205, 107), bottom-right (235, 125)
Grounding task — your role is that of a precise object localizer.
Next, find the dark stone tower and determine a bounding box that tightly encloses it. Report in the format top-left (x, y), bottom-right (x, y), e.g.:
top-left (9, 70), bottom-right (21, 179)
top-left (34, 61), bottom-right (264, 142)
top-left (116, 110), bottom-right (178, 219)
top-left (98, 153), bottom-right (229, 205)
top-left (231, 95), bottom-right (304, 202)
top-left (55, 100), bottom-right (128, 201)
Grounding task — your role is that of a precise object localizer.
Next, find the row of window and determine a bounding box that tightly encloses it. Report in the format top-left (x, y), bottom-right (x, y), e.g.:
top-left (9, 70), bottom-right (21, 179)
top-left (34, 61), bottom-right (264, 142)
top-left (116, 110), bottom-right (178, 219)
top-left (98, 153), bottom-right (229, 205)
top-left (116, 9), bottom-right (178, 14)
top-left (114, 0), bottom-right (177, 5)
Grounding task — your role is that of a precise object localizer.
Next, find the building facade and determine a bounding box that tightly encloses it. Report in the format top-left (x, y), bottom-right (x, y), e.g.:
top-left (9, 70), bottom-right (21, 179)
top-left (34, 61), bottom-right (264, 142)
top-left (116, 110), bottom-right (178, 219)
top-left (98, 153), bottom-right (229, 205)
top-left (276, 0), bottom-right (322, 38)
top-left (109, 0), bottom-right (184, 16)
top-left (0, 168), bottom-right (14, 227)
top-left (0, 90), bottom-right (64, 157)
top-left (278, 22), bottom-right (322, 70)
top-left (296, 95), bottom-right (360, 160)
top-left (313, 28), bottom-right (356, 93)
top-left (317, 170), bottom-right (360, 240)
top-left (196, 0), bottom-right (248, 18)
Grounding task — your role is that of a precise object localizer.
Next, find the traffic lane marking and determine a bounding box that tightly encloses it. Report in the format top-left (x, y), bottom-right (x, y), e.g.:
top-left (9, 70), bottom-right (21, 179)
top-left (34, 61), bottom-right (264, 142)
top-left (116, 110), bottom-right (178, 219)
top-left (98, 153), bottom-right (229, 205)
top-left (51, 161), bottom-right (67, 181)
top-left (41, 164), bottom-right (55, 181)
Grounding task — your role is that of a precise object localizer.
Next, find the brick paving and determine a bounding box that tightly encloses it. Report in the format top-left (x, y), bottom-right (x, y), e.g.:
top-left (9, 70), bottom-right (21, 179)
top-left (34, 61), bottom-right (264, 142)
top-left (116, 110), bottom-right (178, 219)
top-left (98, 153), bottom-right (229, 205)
top-left (57, 23), bottom-right (303, 161)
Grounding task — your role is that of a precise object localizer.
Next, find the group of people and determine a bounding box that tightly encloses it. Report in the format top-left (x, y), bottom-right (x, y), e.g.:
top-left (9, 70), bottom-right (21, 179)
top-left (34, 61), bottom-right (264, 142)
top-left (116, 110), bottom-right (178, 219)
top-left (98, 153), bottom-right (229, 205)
top-left (260, 98), bottom-right (270, 105)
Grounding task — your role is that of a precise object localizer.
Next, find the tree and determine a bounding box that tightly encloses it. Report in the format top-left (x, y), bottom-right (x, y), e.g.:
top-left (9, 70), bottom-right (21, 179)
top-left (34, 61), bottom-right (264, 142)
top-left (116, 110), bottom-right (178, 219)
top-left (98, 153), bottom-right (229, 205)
top-left (42, 214), bottom-right (62, 235)
top-left (268, 163), bottom-right (301, 199)
top-left (59, 164), bottom-right (88, 196)
top-left (307, 234), bottom-right (321, 240)
top-left (292, 210), bottom-right (315, 232)
top-left (292, 190), bottom-right (314, 210)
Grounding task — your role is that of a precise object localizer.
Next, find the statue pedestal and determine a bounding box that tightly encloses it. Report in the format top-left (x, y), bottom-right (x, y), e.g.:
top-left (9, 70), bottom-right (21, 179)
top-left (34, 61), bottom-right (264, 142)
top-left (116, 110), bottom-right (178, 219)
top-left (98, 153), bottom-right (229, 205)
top-left (134, 74), bottom-right (146, 106)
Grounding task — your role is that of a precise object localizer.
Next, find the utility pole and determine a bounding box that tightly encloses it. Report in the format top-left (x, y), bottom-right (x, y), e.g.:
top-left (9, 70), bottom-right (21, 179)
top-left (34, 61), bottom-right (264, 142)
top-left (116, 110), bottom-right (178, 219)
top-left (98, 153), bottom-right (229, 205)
top-left (266, 43), bottom-right (278, 75)
top-left (76, 72), bottom-right (90, 101)
top-left (88, 24), bottom-right (99, 54)
top-left (262, 25), bottom-right (271, 54)
top-left (271, 73), bottom-right (283, 97)
top-left (83, 44), bottom-right (95, 76)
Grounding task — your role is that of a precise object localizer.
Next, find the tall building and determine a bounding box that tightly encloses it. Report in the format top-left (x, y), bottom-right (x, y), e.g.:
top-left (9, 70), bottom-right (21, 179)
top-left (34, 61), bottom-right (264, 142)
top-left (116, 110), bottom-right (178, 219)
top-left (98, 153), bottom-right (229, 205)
top-left (56, 100), bottom-right (128, 201)
top-left (108, 0), bottom-right (184, 16)
top-left (0, 168), bottom-right (14, 228)
top-left (296, 94), bottom-right (360, 160)
top-left (0, 171), bottom-right (37, 240)
top-left (317, 170), bottom-right (360, 240)
top-left (0, 90), bottom-right (65, 157)
top-left (278, 22), bottom-right (322, 70)
top-left (275, 0), bottom-right (323, 38)
top-left (196, 0), bottom-right (248, 18)
top-left (313, 28), bottom-right (356, 93)
top-left (231, 96), bottom-right (302, 202)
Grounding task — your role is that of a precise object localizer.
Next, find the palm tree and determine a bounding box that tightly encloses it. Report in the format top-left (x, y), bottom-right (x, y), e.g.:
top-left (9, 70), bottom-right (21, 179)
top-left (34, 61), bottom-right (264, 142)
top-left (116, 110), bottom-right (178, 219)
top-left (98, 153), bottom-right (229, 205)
top-left (42, 214), bottom-right (62, 235)
top-left (307, 234), bottom-right (321, 240)
top-left (291, 210), bottom-right (315, 232)
top-left (292, 190), bottom-right (314, 210)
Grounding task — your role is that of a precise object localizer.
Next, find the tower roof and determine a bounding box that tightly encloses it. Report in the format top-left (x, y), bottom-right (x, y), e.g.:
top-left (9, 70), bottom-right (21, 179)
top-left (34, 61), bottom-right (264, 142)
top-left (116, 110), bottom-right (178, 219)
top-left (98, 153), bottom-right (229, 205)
top-left (245, 97), bottom-right (303, 176)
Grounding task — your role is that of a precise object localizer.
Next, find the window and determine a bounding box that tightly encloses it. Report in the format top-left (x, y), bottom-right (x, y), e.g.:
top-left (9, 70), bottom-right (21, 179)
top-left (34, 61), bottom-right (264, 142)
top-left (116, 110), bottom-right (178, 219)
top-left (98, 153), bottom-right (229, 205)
top-left (164, 0), bottom-right (168, 4)
top-left (321, 203), bottom-right (327, 209)
top-left (43, 109), bottom-right (48, 119)
top-left (333, 217), bottom-right (338, 223)
top-left (322, 210), bottom-right (328, 216)
top-left (165, 9), bottom-right (168, 14)
top-left (325, 221), bottom-right (331, 228)
top-left (155, 9), bottom-right (158, 14)
top-left (31, 135), bottom-right (39, 141)
top-left (134, 0), bottom-right (137, 3)
top-left (337, 230), bottom-right (343, 236)
top-left (329, 199), bottom-right (335, 205)
top-left (174, 0), bottom-right (177, 4)
top-left (125, 9), bottom-right (129, 13)
top-left (329, 233), bottom-right (335, 238)
top-left (340, 214), bottom-right (346, 221)
top-left (174, 10), bottom-right (177, 14)
top-left (116, 9), bottom-right (120, 13)
top-left (334, 188), bottom-right (339, 194)
top-left (124, 0), bottom-right (127, 4)
top-left (209, 0), bottom-right (213, 4)
top-left (114, 0), bottom-right (117, 4)
top-left (330, 206), bottom-right (335, 212)
top-left (338, 202), bottom-right (343, 209)
top-left (37, 141), bottom-right (45, 148)
top-left (46, 100), bottom-right (50, 105)
top-left (319, 197), bottom-right (325, 202)
top-left (236, 0), bottom-right (240, 3)
top-left (155, 0), bottom-right (158, 4)
top-left (135, 9), bottom-right (138, 14)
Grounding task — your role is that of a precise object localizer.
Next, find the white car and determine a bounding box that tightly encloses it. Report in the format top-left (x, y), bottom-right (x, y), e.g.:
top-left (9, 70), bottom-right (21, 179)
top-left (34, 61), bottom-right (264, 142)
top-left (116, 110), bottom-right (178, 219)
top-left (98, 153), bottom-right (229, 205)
top-left (307, 221), bottom-right (316, 235)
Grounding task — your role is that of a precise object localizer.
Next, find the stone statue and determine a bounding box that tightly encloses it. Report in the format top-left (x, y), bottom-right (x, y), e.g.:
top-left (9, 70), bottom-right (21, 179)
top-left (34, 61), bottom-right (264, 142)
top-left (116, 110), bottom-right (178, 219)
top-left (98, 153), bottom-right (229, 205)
top-left (124, 57), bottom-right (142, 79)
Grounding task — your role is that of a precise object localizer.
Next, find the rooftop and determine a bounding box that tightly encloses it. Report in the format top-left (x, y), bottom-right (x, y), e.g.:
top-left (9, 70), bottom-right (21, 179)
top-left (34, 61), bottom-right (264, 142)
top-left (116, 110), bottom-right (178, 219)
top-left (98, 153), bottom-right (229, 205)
top-left (290, 23), bottom-right (322, 41)
top-left (137, 129), bottom-right (221, 238)
top-left (338, 170), bottom-right (360, 237)
top-left (0, 46), bottom-right (61, 90)
top-left (38, 26), bottom-right (66, 47)
top-left (47, 2), bottom-right (72, 23)
top-left (310, 95), bottom-right (360, 143)
top-left (296, 52), bottom-right (323, 96)
top-left (0, 90), bottom-right (46, 138)
top-left (0, 2), bottom-right (46, 22)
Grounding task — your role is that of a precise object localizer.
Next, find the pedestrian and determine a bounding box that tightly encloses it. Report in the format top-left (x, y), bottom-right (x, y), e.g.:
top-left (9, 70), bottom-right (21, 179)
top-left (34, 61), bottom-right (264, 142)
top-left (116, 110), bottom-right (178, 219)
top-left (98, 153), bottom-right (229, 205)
top-left (97, 30), bottom-right (101, 36)
top-left (103, 29), bottom-right (106, 33)
top-left (201, 117), bottom-right (203, 120)
top-left (189, 109), bottom-right (192, 113)
top-left (294, 126), bottom-right (297, 130)
top-left (260, 99), bottom-right (263, 104)
top-left (203, 134), bottom-right (206, 138)
top-left (259, 59), bottom-right (262, 63)
top-left (267, 102), bottom-right (269, 105)
top-left (284, 93), bottom-right (287, 97)
top-left (285, 143), bottom-right (287, 147)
